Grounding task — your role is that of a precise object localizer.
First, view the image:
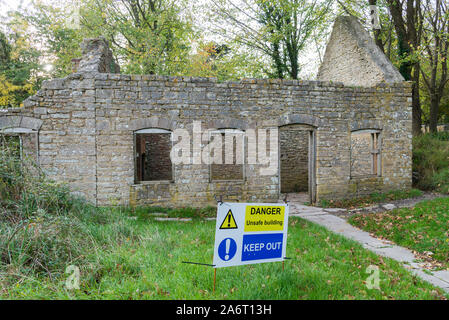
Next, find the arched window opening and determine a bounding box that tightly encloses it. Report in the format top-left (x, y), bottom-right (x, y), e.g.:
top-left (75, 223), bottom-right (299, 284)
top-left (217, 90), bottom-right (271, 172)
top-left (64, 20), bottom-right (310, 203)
top-left (134, 128), bottom-right (173, 182)
top-left (0, 128), bottom-right (38, 162)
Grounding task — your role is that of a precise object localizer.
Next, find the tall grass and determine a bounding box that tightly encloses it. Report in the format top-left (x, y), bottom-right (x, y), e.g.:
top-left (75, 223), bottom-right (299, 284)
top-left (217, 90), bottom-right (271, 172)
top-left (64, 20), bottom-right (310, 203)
top-left (0, 139), bottom-right (209, 288)
top-left (413, 133), bottom-right (449, 193)
top-left (0, 139), bottom-right (116, 281)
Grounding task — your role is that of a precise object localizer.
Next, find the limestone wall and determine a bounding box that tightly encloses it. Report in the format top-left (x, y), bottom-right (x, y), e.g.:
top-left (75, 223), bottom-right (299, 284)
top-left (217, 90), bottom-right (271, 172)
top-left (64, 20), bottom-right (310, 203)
top-left (0, 72), bottom-right (413, 207)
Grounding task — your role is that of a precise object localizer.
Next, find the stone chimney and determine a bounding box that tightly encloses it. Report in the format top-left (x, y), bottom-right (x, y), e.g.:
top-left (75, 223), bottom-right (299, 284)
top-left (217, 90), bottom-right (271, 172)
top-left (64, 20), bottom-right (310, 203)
top-left (77, 37), bottom-right (120, 73)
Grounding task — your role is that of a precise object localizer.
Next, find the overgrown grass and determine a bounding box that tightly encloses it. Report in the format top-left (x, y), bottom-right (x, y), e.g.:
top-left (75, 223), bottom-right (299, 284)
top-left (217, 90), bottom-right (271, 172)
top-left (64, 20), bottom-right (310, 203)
top-left (318, 189), bottom-right (423, 209)
top-left (349, 197), bottom-right (449, 269)
top-left (413, 133), bottom-right (449, 194)
top-left (1, 140), bottom-right (447, 299)
top-left (2, 215), bottom-right (447, 300)
top-left (1, 140), bottom-right (92, 277)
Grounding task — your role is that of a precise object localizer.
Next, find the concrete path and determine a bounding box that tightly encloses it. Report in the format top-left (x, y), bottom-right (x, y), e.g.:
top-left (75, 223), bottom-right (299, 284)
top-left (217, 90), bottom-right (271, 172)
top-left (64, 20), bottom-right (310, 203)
top-left (288, 200), bottom-right (449, 293)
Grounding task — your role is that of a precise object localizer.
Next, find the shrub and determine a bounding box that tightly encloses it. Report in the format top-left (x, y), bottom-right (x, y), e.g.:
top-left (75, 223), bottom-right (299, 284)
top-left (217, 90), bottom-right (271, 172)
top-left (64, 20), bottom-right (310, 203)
top-left (0, 139), bottom-right (94, 277)
top-left (413, 133), bottom-right (449, 193)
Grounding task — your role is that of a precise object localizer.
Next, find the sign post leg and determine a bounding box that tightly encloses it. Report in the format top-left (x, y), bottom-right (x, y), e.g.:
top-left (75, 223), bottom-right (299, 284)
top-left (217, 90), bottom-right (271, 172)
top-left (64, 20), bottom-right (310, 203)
top-left (213, 268), bottom-right (217, 293)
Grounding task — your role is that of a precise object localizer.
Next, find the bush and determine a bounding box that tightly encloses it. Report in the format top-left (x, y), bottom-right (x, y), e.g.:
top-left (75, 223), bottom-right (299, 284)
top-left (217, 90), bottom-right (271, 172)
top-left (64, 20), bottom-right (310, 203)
top-left (429, 132), bottom-right (449, 141)
top-left (413, 133), bottom-right (449, 193)
top-left (0, 139), bottom-right (95, 277)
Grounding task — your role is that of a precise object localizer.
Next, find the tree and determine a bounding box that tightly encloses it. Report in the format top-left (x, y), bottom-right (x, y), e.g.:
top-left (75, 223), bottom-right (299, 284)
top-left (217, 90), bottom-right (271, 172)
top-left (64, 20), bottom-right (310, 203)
top-left (0, 32), bottom-right (12, 66)
top-left (17, 0), bottom-right (197, 77)
top-left (24, 2), bottom-right (84, 78)
top-left (209, 0), bottom-right (334, 79)
top-left (81, 0), bottom-right (196, 75)
top-left (0, 28), bottom-right (39, 108)
top-left (385, 0), bottom-right (423, 136)
top-left (418, 0), bottom-right (449, 133)
top-left (185, 41), bottom-right (266, 80)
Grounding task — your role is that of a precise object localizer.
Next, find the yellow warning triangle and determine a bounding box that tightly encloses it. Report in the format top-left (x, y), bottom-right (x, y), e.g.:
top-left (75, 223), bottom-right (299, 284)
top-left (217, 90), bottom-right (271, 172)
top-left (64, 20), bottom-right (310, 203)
top-left (219, 209), bottom-right (238, 229)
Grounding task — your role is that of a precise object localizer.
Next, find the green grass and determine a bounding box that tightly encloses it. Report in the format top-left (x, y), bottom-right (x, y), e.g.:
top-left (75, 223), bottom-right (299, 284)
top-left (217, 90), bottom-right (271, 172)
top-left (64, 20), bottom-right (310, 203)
top-left (1, 210), bottom-right (447, 300)
top-left (349, 197), bottom-right (449, 269)
top-left (318, 189), bottom-right (423, 209)
top-left (1, 138), bottom-right (447, 300)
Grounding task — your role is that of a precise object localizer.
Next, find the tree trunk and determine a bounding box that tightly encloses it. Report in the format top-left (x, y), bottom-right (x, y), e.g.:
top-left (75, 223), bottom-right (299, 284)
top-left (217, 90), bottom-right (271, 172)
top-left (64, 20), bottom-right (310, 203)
top-left (387, 0), bottom-right (422, 136)
top-left (429, 94), bottom-right (439, 133)
top-left (412, 65), bottom-right (422, 136)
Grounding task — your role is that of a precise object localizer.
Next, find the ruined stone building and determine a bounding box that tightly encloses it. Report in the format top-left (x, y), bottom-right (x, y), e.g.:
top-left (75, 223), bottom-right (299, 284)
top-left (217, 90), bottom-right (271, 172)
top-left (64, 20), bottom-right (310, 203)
top-left (0, 16), bottom-right (412, 207)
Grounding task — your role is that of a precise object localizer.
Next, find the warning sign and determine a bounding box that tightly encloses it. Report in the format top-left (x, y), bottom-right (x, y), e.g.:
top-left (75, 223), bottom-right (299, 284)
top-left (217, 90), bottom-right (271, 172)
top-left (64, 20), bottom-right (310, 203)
top-left (212, 202), bottom-right (289, 268)
top-left (219, 209), bottom-right (238, 230)
top-left (244, 205), bottom-right (285, 232)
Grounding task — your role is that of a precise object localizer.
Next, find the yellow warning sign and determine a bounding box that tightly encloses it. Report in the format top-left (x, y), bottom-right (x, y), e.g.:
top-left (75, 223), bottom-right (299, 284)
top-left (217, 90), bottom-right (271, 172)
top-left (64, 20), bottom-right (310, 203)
top-left (244, 205), bottom-right (285, 232)
top-left (219, 209), bottom-right (238, 229)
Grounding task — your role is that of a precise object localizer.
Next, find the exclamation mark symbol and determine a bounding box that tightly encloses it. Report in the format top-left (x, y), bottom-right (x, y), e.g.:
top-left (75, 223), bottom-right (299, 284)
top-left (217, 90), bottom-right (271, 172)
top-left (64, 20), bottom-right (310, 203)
top-left (227, 213), bottom-right (231, 228)
top-left (225, 239), bottom-right (230, 260)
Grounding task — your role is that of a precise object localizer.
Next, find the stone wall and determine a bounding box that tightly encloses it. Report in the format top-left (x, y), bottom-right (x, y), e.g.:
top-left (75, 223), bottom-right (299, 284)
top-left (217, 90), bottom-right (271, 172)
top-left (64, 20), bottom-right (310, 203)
top-left (350, 131), bottom-right (373, 177)
top-left (136, 133), bottom-right (173, 181)
top-left (318, 16), bottom-right (404, 87)
top-left (210, 132), bottom-right (244, 181)
top-left (280, 126), bottom-right (309, 193)
top-left (0, 71), bottom-right (413, 207)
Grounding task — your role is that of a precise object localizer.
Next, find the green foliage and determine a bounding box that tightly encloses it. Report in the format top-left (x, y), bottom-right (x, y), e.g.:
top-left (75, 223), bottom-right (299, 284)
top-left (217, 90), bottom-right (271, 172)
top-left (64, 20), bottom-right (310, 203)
top-left (413, 133), bottom-right (449, 193)
top-left (16, 2), bottom-right (85, 78)
top-left (0, 137), bottom-right (94, 276)
top-left (0, 28), bottom-right (40, 108)
top-left (80, 0), bottom-right (195, 76)
top-left (183, 41), bottom-right (266, 80)
top-left (20, 0), bottom-right (254, 80)
top-left (209, 0), bottom-right (333, 79)
top-left (0, 31), bottom-right (12, 65)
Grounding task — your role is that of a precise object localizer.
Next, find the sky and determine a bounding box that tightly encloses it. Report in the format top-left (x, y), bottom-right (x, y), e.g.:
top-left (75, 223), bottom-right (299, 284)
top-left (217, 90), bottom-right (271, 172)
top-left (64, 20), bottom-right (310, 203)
top-left (0, 0), bottom-right (325, 78)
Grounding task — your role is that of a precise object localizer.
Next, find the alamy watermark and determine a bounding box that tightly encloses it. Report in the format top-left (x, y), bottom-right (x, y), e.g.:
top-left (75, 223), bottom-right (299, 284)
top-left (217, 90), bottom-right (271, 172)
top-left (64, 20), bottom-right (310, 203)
top-left (365, 265), bottom-right (380, 290)
top-left (63, 0), bottom-right (81, 30)
top-left (65, 265), bottom-right (80, 290)
top-left (369, 5), bottom-right (381, 30)
top-left (168, 121), bottom-right (279, 176)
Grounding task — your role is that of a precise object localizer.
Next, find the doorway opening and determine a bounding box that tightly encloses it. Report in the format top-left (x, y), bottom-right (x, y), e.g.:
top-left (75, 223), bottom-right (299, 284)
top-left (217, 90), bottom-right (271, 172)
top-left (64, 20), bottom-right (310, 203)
top-left (279, 124), bottom-right (316, 204)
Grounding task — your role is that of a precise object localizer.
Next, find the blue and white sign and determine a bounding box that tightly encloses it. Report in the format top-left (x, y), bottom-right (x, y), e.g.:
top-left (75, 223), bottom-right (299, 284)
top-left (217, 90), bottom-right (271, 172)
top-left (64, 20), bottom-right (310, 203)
top-left (212, 202), bottom-right (289, 268)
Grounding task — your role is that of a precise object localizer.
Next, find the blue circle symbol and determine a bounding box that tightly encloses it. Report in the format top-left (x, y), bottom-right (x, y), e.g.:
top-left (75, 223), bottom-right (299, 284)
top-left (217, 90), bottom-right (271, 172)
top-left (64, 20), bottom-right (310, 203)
top-left (218, 238), bottom-right (237, 261)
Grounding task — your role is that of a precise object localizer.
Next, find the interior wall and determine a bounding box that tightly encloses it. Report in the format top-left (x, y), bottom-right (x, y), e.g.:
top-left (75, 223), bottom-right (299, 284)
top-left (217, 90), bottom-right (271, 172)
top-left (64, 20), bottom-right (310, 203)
top-left (280, 126), bottom-right (309, 193)
top-left (136, 133), bottom-right (172, 181)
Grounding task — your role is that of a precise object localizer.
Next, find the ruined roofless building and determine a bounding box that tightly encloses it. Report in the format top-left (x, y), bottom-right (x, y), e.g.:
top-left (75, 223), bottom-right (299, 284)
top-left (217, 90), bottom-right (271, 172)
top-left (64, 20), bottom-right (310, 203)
top-left (0, 16), bottom-right (412, 207)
